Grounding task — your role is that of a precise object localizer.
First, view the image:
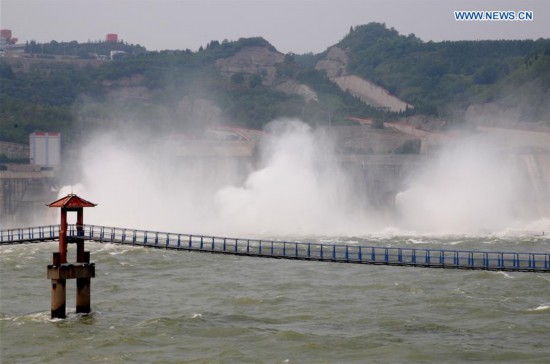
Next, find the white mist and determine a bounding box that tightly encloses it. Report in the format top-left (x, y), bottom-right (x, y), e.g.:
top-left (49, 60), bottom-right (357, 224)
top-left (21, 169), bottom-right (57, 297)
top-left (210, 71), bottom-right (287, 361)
top-left (62, 120), bottom-right (370, 236)
top-left (395, 136), bottom-right (522, 234)
top-left (61, 120), bottom-right (546, 237)
top-left (214, 120), bottom-right (369, 236)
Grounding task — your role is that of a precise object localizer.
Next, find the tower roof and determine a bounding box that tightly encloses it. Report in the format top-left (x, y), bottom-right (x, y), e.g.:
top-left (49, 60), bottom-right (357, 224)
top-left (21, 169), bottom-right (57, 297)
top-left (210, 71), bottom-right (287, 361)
top-left (48, 194), bottom-right (97, 208)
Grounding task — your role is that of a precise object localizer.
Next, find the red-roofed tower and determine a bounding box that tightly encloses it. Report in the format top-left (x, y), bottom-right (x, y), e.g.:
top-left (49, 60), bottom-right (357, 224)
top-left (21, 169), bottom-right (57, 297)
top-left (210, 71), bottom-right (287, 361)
top-left (47, 194), bottom-right (97, 319)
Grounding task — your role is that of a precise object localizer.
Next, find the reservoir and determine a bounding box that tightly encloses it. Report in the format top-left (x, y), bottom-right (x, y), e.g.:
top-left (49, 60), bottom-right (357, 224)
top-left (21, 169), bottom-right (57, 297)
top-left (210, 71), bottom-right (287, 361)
top-left (1, 233), bottom-right (549, 363)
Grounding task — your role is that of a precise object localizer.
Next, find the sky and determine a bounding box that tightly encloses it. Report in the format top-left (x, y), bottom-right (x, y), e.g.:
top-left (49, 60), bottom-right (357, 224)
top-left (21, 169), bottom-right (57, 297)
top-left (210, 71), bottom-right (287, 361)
top-left (1, 0), bottom-right (549, 54)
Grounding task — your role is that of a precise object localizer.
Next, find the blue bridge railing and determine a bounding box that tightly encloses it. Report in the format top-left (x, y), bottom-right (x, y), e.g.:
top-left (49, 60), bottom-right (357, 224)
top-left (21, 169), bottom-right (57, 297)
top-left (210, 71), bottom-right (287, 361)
top-left (1, 224), bottom-right (549, 273)
top-left (0, 225), bottom-right (60, 243)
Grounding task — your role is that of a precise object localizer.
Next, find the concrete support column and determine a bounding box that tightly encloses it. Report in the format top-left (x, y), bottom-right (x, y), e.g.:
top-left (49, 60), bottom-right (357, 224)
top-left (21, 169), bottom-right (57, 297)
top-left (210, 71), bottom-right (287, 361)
top-left (50, 251), bottom-right (65, 319)
top-left (76, 251), bottom-right (91, 314)
top-left (51, 279), bottom-right (66, 319)
top-left (76, 278), bottom-right (91, 314)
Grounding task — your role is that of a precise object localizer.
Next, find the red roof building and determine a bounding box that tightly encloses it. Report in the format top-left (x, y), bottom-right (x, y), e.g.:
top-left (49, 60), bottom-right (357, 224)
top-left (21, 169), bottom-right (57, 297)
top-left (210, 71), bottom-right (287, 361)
top-left (48, 194), bottom-right (97, 209)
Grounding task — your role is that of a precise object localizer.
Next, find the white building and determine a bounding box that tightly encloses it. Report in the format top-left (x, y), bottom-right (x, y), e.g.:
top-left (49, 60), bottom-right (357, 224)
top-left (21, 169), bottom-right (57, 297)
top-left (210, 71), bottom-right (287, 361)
top-left (30, 132), bottom-right (61, 167)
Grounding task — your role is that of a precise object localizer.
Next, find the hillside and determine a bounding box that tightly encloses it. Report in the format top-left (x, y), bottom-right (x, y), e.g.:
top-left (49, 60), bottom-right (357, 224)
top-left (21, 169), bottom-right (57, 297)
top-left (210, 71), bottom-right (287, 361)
top-left (315, 46), bottom-right (412, 112)
top-left (334, 23), bottom-right (550, 121)
top-left (1, 23), bottom-right (549, 146)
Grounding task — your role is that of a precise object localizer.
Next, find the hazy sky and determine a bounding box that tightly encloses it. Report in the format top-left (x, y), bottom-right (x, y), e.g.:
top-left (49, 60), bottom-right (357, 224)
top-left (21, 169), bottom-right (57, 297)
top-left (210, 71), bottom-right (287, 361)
top-left (1, 0), bottom-right (549, 54)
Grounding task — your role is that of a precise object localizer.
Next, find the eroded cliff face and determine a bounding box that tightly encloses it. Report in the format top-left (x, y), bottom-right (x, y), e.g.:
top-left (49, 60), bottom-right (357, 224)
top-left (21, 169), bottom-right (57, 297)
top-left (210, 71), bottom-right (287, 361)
top-left (332, 75), bottom-right (412, 112)
top-left (215, 46), bottom-right (318, 102)
top-left (216, 46), bottom-right (284, 84)
top-left (274, 80), bottom-right (318, 103)
top-left (315, 46), bottom-right (348, 78)
top-left (316, 46), bottom-right (412, 112)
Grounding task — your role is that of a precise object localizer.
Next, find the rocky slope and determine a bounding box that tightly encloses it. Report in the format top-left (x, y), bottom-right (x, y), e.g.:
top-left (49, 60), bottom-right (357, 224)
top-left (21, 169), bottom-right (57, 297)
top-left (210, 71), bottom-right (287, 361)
top-left (215, 46), bottom-right (318, 102)
top-left (315, 47), bottom-right (412, 112)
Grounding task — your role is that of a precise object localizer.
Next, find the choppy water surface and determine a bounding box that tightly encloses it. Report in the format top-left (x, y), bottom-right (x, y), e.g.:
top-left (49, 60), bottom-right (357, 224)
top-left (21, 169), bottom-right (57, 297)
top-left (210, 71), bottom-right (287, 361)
top-left (1, 235), bottom-right (550, 363)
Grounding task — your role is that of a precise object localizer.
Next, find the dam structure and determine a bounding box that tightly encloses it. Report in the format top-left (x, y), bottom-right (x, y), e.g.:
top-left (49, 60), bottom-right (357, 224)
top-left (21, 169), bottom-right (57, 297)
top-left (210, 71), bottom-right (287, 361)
top-left (2, 224), bottom-right (549, 273)
top-left (2, 125), bottom-right (549, 227)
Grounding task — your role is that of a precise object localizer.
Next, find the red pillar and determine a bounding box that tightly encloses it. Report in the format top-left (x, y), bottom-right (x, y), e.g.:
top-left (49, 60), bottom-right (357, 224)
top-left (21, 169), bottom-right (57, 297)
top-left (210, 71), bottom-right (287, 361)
top-left (59, 209), bottom-right (67, 264)
top-left (53, 209), bottom-right (68, 318)
top-left (76, 209), bottom-right (84, 262)
top-left (75, 208), bottom-right (90, 313)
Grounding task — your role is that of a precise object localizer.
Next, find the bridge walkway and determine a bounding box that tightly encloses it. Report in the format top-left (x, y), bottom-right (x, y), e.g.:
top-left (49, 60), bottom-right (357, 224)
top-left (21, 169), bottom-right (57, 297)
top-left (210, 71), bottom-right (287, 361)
top-left (1, 225), bottom-right (549, 273)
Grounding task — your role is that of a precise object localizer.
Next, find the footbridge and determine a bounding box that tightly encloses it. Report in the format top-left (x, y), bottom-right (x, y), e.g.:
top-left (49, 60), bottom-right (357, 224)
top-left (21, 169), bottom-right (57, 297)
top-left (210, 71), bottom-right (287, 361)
top-left (2, 225), bottom-right (549, 273)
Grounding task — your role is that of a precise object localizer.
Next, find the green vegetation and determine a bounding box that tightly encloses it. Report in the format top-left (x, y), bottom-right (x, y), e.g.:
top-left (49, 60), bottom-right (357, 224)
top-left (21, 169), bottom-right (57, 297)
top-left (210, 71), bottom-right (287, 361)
top-left (1, 24), bottom-right (549, 145)
top-left (0, 62), bottom-right (97, 143)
